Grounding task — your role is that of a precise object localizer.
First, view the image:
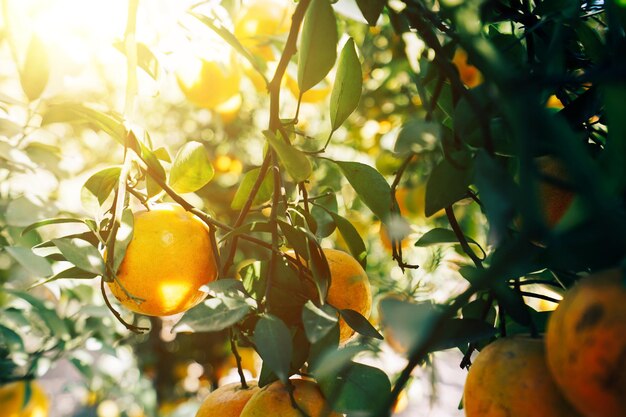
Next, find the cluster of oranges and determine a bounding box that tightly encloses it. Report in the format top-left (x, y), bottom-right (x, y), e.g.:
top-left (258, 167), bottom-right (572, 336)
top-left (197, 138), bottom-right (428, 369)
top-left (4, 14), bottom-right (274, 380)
top-left (175, 0), bottom-right (331, 123)
top-left (464, 268), bottom-right (626, 417)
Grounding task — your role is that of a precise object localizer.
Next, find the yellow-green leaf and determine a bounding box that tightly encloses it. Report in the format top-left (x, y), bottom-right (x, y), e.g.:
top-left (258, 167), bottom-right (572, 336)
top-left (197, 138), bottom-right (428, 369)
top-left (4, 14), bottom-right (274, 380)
top-left (168, 141), bottom-right (214, 193)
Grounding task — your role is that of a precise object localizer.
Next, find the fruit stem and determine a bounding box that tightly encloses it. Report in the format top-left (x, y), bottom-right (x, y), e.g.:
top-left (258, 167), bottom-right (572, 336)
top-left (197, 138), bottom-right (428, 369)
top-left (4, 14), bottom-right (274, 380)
top-left (230, 329), bottom-right (248, 389)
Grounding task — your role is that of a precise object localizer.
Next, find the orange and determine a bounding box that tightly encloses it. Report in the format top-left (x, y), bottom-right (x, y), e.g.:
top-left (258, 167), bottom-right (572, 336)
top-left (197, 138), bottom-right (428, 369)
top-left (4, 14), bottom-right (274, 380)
top-left (0, 381), bottom-right (49, 417)
top-left (239, 379), bottom-right (341, 417)
top-left (546, 269), bottom-right (626, 417)
top-left (323, 249), bottom-right (372, 343)
top-left (285, 74), bottom-right (331, 103)
top-left (536, 156), bottom-right (574, 227)
top-left (452, 48), bottom-right (482, 88)
top-left (196, 381), bottom-right (260, 417)
top-left (108, 203), bottom-right (218, 316)
top-left (464, 337), bottom-right (582, 417)
top-left (176, 58), bottom-right (240, 110)
top-left (286, 249), bottom-right (372, 343)
top-left (234, 0), bottom-right (292, 61)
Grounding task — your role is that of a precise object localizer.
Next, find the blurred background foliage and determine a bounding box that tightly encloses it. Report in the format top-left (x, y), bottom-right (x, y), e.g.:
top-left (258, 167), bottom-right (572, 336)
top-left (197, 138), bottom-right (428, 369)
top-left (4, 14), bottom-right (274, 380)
top-left (0, 0), bottom-right (624, 415)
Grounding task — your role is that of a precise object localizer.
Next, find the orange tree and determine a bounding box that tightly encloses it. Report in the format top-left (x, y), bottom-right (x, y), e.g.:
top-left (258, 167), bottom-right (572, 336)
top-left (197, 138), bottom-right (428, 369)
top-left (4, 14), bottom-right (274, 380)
top-left (0, 0), bottom-right (625, 416)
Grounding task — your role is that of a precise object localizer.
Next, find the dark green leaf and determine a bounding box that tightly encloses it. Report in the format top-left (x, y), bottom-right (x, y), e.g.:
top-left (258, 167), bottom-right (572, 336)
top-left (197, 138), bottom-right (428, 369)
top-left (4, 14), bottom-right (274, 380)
top-left (310, 190), bottom-right (337, 238)
top-left (415, 228), bottom-right (485, 259)
top-left (168, 141), bottom-right (214, 193)
top-left (328, 212), bottom-right (367, 267)
top-left (394, 119), bottom-right (441, 155)
top-left (254, 314), bottom-right (293, 382)
top-left (302, 301), bottom-right (339, 343)
top-left (298, 0), bottom-right (338, 92)
top-left (432, 318), bottom-right (497, 351)
top-left (340, 309), bottom-right (382, 339)
top-left (330, 38), bottom-right (362, 130)
top-left (425, 158), bottom-right (472, 217)
top-left (321, 362), bottom-right (391, 414)
top-left (355, 0), bottom-right (386, 25)
top-left (379, 298), bottom-right (441, 354)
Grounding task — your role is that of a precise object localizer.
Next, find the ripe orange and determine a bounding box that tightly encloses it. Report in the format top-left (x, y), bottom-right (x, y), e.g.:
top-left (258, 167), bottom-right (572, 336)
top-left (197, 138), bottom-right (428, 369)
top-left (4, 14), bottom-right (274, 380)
top-left (108, 203), bottom-right (218, 316)
top-left (234, 0), bottom-right (292, 61)
top-left (464, 337), bottom-right (582, 417)
top-left (0, 381), bottom-right (49, 417)
top-left (239, 379), bottom-right (341, 417)
top-left (285, 75), bottom-right (331, 103)
top-left (286, 249), bottom-right (372, 343)
top-left (536, 156), bottom-right (574, 227)
top-left (196, 381), bottom-right (260, 417)
top-left (176, 58), bottom-right (240, 110)
top-left (546, 269), bottom-right (626, 417)
top-left (323, 249), bottom-right (372, 343)
top-left (452, 48), bottom-right (482, 88)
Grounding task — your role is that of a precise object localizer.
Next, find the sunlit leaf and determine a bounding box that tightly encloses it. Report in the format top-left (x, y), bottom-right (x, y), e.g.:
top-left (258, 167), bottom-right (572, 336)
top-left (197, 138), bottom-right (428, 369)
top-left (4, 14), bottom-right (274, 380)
top-left (395, 119), bottom-right (441, 155)
top-left (21, 218), bottom-right (88, 237)
top-left (298, 0), bottom-right (338, 92)
top-left (52, 238), bottom-right (105, 276)
top-left (81, 167), bottom-right (121, 210)
top-left (20, 35), bottom-right (49, 101)
top-left (264, 131), bottom-right (312, 182)
top-left (168, 141), bottom-right (214, 193)
top-left (333, 160), bottom-right (392, 223)
top-left (41, 104), bottom-right (126, 145)
top-left (174, 296), bottom-right (253, 332)
top-left (330, 38), bottom-right (362, 131)
top-left (5, 246), bottom-right (53, 277)
top-left (111, 209), bottom-right (134, 274)
top-left (231, 168), bottom-right (274, 209)
top-left (254, 314), bottom-right (292, 382)
top-left (114, 40), bottom-right (160, 80)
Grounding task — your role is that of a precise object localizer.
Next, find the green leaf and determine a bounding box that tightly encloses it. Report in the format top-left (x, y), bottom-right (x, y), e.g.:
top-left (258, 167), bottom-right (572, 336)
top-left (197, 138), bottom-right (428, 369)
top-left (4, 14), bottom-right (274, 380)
top-left (4, 290), bottom-right (69, 338)
top-left (5, 246), bottom-right (53, 277)
top-left (328, 212), bottom-right (367, 267)
top-left (310, 345), bottom-right (367, 379)
top-left (302, 301), bottom-right (339, 343)
top-left (21, 218), bottom-right (88, 237)
top-left (29, 267), bottom-right (98, 289)
top-left (81, 167), bottom-right (121, 210)
top-left (321, 362), bottom-right (391, 414)
top-left (425, 158), bottom-right (472, 216)
top-left (298, 0), bottom-right (338, 93)
top-left (330, 38), bottom-right (362, 131)
top-left (41, 104), bottom-right (127, 145)
top-left (168, 141), bottom-right (214, 193)
top-left (333, 160), bottom-right (392, 222)
top-left (355, 0), bottom-right (386, 25)
top-left (394, 119), bottom-right (441, 155)
top-left (52, 238), bottom-right (105, 275)
top-left (340, 309), bottom-right (382, 339)
top-left (310, 190), bottom-right (337, 238)
top-left (174, 296), bottom-right (253, 332)
top-left (264, 131), bottom-right (312, 182)
top-left (379, 298), bottom-right (441, 354)
top-left (113, 40), bottom-right (160, 80)
top-left (20, 35), bottom-right (49, 101)
top-left (415, 228), bottom-right (484, 258)
top-left (254, 314), bottom-right (293, 383)
top-left (231, 168), bottom-right (274, 209)
top-left (492, 282), bottom-right (532, 326)
top-left (431, 318), bottom-right (497, 351)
